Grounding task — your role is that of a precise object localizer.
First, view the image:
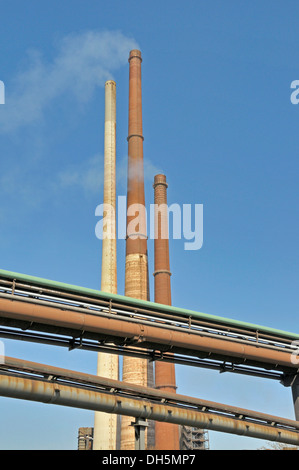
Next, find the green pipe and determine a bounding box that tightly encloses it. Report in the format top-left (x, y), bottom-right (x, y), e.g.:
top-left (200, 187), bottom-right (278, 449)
top-left (0, 268), bottom-right (298, 341)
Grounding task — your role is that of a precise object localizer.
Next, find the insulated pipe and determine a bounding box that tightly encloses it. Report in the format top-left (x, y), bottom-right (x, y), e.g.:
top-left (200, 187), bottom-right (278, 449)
top-left (0, 296), bottom-right (296, 370)
top-left (2, 356), bottom-right (299, 432)
top-left (122, 49), bottom-right (151, 450)
top-left (0, 268), bottom-right (297, 344)
top-left (1, 373), bottom-right (299, 446)
top-left (153, 174), bottom-right (179, 450)
top-left (94, 80), bottom-right (118, 450)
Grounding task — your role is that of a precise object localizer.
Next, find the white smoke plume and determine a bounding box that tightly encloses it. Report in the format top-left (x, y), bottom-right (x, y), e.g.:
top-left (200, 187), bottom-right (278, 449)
top-left (0, 30), bottom-right (139, 133)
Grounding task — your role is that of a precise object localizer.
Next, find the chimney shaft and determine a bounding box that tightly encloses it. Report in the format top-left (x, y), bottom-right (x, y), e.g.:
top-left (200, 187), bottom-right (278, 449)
top-left (94, 80), bottom-right (118, 450)
top-left (126, 49), bottom-right (147, 258)
top-left (153, 174), bottom-right (180, 450)
top-left (121, 50), bottom-right (152, 450)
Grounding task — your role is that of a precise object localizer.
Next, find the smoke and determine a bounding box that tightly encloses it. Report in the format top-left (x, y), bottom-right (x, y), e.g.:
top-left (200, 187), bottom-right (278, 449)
top-left (117, 155), bottom-right (164, 191)
top-left (0, 29), bottom-right (139, 216)
top-left (57, 153), bottom-right (164, 198)
top-left (57, 153), bottom-right (103, 196)
top-left (0, 30), bottom-right (139, 133)
top-left (129, 158), bottom-right (164, 183)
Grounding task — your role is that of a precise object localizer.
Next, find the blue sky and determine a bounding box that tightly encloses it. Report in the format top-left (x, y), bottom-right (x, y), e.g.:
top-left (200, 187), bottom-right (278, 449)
top-left (0, 0), bottom-right (298, 450)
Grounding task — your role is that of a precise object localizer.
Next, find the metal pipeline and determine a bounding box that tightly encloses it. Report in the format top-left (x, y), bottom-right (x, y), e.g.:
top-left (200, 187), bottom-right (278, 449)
top-left (2, 356), bottom-right (298, 431)
top-left (0, 296), bottom-right (297, 371)
top-left (0, 371), bottom-right (299, 446)
top-left (0, 269), bottom-right (297, 345)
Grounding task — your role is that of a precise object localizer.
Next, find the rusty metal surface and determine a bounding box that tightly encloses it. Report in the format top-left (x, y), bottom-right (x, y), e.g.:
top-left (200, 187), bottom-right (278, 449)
top-left (1, 355), bottom-right (297, 431)
top-left (2, 356), bottom-right (299, 430)
top-left (0, 369), bottom-right (299, 446)
top-left (0, 272), bottom-right (297, 345)
top-left (0, 295), bottom-right (296, 372)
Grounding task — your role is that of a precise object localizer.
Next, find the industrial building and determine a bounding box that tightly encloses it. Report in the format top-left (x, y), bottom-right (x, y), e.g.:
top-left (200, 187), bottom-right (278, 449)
top-left (78, 426), bottom-right (209, 451)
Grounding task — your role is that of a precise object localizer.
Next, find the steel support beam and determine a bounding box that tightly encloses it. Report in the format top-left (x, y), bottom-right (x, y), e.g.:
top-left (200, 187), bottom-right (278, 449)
top-left (292, 375), bottom-right (299, 421)
top-left (131, 419), bottom-right (148, 450)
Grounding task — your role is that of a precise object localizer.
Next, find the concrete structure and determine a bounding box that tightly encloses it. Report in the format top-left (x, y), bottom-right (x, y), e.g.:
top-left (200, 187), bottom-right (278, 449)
top-left (153, 174), bottom-right (179, 450)
top-left (78, 427), bottom-right (94, 450)
top-left (93, 80), bottom-right (118, 450)
top-left (121, 50), bottom-right (152, 450)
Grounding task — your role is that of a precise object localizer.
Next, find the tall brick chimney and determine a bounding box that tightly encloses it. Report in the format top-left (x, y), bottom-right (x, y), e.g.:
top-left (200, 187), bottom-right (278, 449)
top-left (153, 174), bottom-right (179, 450)
top-left (120, 50), bottom-right (152, 450)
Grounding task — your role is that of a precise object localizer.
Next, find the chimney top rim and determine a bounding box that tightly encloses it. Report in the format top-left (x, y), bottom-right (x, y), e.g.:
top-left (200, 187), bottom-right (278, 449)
top-left (105, 80), bottom-right (116, 86)
top-left (129, 49), bottom-right (142, 61)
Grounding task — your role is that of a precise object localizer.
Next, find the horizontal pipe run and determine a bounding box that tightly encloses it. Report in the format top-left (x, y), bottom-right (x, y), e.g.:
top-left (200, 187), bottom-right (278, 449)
top-left (0, 291), bottom-right (294, 356)
top-left (2, 356), bottom-right (298, 431)
top-left (0, 328), bottom-right (286, 380)
top-left (0, 296), bottom-right (297, 371)
top-left (0, 372), bottom-right (299, 446)
top-left (0, 279), bottom-right (295, 348)
top-left (0, 269), bottom-right (298, 342)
